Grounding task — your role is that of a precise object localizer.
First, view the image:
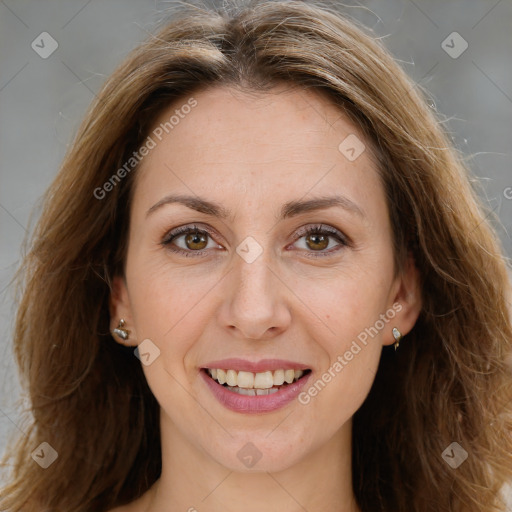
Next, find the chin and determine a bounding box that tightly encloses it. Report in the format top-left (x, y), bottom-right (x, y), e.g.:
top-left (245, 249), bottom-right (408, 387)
top-left (206, 432), bottom-right (311, 473)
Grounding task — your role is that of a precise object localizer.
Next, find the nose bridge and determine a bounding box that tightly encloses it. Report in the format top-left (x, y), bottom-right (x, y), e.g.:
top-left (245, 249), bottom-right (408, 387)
top-left (234, 249), bottom-right (272, 304)
top-left (221, 241), bottom-right (290, 339)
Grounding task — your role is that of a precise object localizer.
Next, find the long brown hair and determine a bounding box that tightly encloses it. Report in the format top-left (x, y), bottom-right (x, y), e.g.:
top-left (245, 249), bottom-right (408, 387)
top-left (1, 1), bottom-right (511, 511)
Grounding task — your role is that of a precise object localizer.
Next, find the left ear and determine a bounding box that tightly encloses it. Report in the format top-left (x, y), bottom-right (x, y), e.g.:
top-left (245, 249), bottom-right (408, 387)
top-left (383, 252), bottom-right (422, 347)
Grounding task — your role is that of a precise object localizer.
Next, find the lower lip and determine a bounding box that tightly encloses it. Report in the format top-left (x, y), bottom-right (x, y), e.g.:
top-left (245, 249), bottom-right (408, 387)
top-left (200, 370), bottom-right (312, 413)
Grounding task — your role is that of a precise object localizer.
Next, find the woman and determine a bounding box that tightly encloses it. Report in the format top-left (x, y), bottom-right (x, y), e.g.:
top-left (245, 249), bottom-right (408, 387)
top-left (1, 1), bottom-right (511, 511)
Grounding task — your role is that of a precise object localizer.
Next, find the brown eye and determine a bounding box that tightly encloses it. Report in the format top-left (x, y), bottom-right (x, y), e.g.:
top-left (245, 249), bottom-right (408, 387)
top-left (184, 231), bottom-right (208, 250)
top-left (305, 233), bottom-right (329, 251)
top-left (161, 224), bottom-right (222, 257)
top-left (292, 224), bottom-right (349, 257)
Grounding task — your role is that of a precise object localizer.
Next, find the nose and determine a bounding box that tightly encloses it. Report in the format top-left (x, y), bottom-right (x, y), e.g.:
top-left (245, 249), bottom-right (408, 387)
top-left (218, 251), bottom-right (292, 341)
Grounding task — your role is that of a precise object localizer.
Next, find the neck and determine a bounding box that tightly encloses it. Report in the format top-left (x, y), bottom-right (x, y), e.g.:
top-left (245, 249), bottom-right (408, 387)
top-left (144, 410), bottom-right (361, 512)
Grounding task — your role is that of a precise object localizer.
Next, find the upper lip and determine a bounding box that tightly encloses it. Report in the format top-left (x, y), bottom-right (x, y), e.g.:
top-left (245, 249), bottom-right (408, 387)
top-left (201, 358), bottom-right (310, 373)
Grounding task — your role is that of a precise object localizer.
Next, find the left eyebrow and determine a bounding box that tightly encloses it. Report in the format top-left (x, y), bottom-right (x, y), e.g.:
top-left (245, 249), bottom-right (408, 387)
top-left (281, 195), bottom-right (366, 220)
top-left (146, 193), bottom-right (366, 220)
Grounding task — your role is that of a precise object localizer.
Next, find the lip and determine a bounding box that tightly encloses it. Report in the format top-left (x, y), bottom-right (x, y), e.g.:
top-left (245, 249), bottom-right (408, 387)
top-left (200, 368), bottom-right (312, 414)
top-left (201, 358), bottom-right (310, 373)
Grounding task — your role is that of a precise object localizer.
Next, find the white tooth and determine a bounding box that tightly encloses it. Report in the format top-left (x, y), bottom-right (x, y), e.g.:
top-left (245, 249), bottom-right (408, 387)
top-left (273, 369), bottom-right (285, 385)
top-left (237, 387), bottom-right (252, 396)
top-left (226, 369), bottom-right (237, 387)
top-left (256, 388), bottom-right (269, 395)
top-left (237, 371), bottom-right (254, 388)
top-left (217, 369), bottom-right (227, 385)
top-left (216, 368), bottom-right (304, 389)
top-left (284, 369), bottom-right (295, 384)
top-left (268, 387), bottom-right (279, 395)
top-left (254, 371), bottom-right (274, 389)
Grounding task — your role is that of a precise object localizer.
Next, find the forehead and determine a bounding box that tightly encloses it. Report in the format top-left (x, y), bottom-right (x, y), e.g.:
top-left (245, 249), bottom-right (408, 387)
top-left (131, 84), bottom-right (384, 222)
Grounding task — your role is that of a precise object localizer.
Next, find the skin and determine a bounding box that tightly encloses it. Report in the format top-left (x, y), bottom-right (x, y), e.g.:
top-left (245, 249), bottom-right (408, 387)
top-left (109, 84), bottom-right (422, 512)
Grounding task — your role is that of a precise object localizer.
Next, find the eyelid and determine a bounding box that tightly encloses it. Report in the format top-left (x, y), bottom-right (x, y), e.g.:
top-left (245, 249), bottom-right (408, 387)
top-left (161, 223), bottom-right (219, 245)
top-left (292, 223), bottom-right (350, 244)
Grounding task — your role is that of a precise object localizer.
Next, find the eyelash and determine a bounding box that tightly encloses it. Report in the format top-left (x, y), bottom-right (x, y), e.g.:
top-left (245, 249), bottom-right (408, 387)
top-left (160, 223), bottom-right (350, 258)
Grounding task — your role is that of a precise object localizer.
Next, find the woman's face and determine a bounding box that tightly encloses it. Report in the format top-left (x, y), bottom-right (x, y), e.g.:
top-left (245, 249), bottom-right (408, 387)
top-left (111, 84), bottom-right (420, 473)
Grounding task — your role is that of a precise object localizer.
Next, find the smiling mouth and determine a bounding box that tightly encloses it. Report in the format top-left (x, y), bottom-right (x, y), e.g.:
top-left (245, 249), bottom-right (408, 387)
top-left (202, 368), bottom-right (312, 396)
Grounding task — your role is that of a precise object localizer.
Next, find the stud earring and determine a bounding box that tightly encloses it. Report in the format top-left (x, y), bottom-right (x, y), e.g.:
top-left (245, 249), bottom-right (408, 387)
top-left (113, 319), bottom-right (130, 341)
top-left (392, 327), bottom-right (403, 351)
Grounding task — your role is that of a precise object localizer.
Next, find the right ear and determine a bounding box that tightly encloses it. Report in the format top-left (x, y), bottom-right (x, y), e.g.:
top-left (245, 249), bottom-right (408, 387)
top-left (109, 274), bottom-right (139, 347)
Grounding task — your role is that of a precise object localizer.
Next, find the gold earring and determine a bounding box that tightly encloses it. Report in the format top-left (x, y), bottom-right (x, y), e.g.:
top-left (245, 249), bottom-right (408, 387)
top-left (392, 327), bottom-right (403, 351)
top-left (113, 319), bottom-right (130, 341)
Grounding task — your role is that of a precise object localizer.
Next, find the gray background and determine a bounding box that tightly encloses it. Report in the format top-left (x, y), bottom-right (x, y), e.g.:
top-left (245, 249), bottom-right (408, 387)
top-left (1, 0), bottom-right (511, 502)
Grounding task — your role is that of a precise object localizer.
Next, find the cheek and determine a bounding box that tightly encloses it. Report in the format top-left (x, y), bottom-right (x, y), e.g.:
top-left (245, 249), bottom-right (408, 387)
top-left (292, 262), bottom-right (392, 347)
top-left (291, 263), bottom-right (391, 419)
top-left (126, 251), bottom-right (222, 365)
top-left (126, 261), bottom-right (213, 412)
top-left (297, 282), bottom-right (385, 429)
top-left (302, 349), bottom-right (381, 436)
